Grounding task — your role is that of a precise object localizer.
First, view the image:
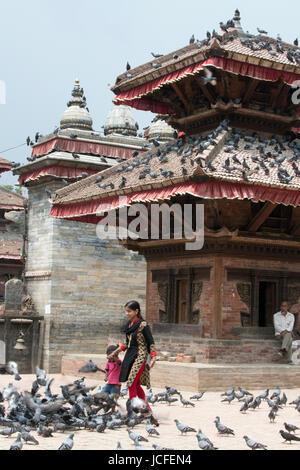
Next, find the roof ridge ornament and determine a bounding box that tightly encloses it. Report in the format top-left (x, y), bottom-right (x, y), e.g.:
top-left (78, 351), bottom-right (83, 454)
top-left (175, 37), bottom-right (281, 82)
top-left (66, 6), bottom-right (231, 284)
top-left (232, 8), bottom-right (245, 37)
top-left (60, 79), bottom-right (93, 131)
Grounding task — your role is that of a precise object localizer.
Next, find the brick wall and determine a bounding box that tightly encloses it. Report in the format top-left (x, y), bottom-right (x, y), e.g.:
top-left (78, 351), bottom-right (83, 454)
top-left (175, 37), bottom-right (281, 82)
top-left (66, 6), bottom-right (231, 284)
top-left (25, 181), bottom-right (147, 373)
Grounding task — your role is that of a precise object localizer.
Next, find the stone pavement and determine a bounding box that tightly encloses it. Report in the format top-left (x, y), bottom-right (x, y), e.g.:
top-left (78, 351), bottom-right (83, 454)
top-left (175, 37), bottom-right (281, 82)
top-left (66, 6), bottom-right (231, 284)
top-left (0, 374), bottom-right (299, 451)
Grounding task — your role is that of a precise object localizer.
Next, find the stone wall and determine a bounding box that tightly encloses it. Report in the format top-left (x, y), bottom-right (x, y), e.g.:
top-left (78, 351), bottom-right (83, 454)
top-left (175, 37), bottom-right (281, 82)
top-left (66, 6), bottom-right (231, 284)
top-left (25, 181), bottom-right (146, 372)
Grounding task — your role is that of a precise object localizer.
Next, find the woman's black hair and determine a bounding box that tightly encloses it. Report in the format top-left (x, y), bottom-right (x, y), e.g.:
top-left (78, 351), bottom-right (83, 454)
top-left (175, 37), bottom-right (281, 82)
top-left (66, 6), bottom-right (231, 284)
top-left (124, 300), bottom-right (144, 320)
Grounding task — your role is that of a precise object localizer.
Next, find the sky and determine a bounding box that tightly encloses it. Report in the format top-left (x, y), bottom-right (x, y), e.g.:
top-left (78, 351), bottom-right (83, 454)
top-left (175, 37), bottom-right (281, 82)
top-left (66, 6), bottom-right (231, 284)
top-left (0, 0), bottom-right (299, 189)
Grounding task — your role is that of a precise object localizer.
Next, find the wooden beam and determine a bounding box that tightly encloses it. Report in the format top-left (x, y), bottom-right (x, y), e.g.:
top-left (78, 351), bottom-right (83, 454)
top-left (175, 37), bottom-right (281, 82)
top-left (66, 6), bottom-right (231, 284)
top-left (247, 202), bottom-right (277, 232)
top-left (242, 79), bottom-right (258, 103)
top-left (171, 83), bottom-right (191, 114)
top-left (271, 80), bottom-right (285, 110)
top-left (196, 77), bottom-right (216, 104)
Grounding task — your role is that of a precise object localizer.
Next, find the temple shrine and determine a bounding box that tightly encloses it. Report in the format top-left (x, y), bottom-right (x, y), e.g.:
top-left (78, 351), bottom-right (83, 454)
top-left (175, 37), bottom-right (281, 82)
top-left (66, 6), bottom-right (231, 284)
top-left (50, 11), bottom-right (300, 363)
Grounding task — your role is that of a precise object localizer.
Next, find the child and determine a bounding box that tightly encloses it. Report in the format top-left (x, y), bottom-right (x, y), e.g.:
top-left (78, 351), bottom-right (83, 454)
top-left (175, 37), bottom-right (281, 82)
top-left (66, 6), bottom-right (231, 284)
top-left (102, 345), bottom-right (122, 407)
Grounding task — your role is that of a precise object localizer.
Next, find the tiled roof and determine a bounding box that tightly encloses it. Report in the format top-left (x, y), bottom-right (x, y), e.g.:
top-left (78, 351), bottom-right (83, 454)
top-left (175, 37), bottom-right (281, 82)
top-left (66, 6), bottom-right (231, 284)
top-left (112, 29), bottom-right (300, 93)
top-left (0, 239), bottom-right (22, 260)
top-left (0, 157), bottom-right (11, 171)
top-left (0, 186), bottom-right (25, 209)
top-left (53, 123), bottom-right (300, 205)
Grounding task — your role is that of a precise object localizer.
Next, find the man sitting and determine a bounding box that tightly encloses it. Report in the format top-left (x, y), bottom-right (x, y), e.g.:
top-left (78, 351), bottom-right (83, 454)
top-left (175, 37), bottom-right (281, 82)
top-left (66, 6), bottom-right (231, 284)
top-left (273, 301), bottom-right (295, 365)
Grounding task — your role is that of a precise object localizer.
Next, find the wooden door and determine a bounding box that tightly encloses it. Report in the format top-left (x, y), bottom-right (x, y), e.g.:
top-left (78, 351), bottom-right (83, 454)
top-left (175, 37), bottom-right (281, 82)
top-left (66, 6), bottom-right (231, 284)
top-left (176, 279), bottom-right (189, 323)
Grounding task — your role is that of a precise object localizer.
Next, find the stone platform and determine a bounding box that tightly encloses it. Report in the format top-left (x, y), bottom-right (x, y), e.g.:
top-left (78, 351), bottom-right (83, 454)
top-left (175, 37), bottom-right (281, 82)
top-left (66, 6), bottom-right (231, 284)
top-left (61, 353), bottom-right (300, 392)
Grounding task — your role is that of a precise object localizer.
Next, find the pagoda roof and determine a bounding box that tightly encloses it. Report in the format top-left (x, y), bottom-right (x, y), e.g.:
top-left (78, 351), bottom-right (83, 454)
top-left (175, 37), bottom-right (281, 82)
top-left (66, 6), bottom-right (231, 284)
top-left (50, 123), bottom-right (300, 222)
top-left (111, 15), bottom-right (300, 126)
top-left (0, 157), bottom-right (12, 174)
top-left (112, 27), bottom-right (300, 98)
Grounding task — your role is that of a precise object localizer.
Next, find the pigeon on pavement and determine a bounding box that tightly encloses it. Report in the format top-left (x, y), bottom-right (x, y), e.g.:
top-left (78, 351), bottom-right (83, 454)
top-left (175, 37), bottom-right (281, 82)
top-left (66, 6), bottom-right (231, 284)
top-left (243, 436), bottom-right (268, 450)
top-left (174, 419), bottom-right (196, 435)
top-left (214, 417), bottom-right (235, 436)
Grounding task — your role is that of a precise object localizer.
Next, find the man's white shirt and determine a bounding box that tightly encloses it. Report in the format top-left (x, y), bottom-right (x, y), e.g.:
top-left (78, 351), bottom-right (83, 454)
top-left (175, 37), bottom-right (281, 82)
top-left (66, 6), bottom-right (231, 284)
top-left (273, 311), bottom-right (295, 336)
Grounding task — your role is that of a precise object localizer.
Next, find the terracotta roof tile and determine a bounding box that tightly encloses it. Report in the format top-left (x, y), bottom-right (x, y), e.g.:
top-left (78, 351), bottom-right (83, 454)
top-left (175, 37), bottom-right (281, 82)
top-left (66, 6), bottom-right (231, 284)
top-left (112, 30), bottom-right (300, 93)
top-left (0, 239), bottom-right (22, 259)
top-left (0, 186), bottom-right (26, 209)
top-left (53, 125), bottom-right (300, 206)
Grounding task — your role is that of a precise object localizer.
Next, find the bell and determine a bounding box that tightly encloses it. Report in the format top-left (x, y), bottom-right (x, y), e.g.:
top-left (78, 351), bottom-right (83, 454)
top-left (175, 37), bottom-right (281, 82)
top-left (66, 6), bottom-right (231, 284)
top-left (13, 331), bottom-right (27, 351)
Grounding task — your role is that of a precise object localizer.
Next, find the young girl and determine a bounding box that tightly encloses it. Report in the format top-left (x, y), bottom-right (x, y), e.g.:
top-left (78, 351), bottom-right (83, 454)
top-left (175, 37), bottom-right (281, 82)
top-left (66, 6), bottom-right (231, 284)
top-left (108, 300), bottom-right (157, 418)
top-left (102, 345), bottom-right (122, 402)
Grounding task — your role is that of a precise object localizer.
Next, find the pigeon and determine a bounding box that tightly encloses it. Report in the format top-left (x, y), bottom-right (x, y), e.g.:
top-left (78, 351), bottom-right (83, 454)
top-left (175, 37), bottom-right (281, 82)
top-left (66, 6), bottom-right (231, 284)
top-left (279, 393), bottom-right (287, 406)
top-left (189, 34), bottom-right (195, 44)
top-left (214, 416), bottom-right (234, 436)
top-left (257, 28), bottom-right (268, 35)
top-left (21, 431), bottom-right (39, 445)
top-left (258, 389), bottom-right (269, 399)
top-left (284, 423), bottom-right (300, 434)
top-left (78, 360), bottom-right (105, 374)
top-left (221, 387), bottom-right (235, 397)
top-left (221, 394), bottom-right (235, 404)
top-left (243, 436), bottom-right (267, 450)
top-left (127, 429), bottom-right (148, 444)
top-left (0, 426), bottom-right (17, 437)
top-left (5, 362), bottom-right (21, 381)
top-left (201, 68), bottom-right (217, 86)
top-left (268, 408), bottom-right (277, 423)
top-left (270, 386), bottom-right (281, 400)
top-left (72, 152), bottom-right (80, 159)
top-left (126, 62), bottom-right (131, 71)
top-left (36, 366), bottom-right (47, 386)
top-left (190, 392), bottom-right (205, 401)
top-left (151, 52), bottom-right (163, 58)
top-left (9, 433), bottom-right (23, 451)
top-left (145, 420), bottom-right (160, 436)
top-left (174, 419), bottom-right (196, 435)
top-left (152, 444), bottom-right (172, 450)
top-left (279, 430), bottom-right (300, 443)
top-left (197, 436), bottom-right (218, 450)
top-left (165, 395), bottom-right (178, 406)
top-left (179, 394), bottom-right (195, 407)
top-left (240, 401), bottom-right (249, 414)
top-left (58, 433), bottom-right (74, 450)
top-left (37, 424), bottom-right (54, 437)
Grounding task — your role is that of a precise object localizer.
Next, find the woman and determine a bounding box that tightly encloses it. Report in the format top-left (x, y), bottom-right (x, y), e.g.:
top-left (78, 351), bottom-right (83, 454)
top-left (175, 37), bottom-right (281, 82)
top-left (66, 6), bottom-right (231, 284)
top-left (108, 300), bottom-right (157, 417)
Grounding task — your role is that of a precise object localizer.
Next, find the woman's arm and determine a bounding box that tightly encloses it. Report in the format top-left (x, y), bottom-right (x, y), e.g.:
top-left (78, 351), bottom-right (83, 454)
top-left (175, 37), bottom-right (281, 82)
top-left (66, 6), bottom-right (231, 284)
top-left (142, 324), bottom-right (157, 367)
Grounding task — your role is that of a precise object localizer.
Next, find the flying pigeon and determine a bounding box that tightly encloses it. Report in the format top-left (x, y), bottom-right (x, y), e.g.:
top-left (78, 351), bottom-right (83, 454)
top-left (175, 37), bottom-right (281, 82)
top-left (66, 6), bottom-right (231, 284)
top-left (78, 360), bottom-right (105, 374)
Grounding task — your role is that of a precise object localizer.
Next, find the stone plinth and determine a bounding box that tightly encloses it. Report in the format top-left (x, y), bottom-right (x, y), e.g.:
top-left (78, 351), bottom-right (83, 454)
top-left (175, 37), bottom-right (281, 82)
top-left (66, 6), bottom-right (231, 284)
top-left (4, 278), bottom-right (24, 311)
top-left (61, 353), bottom-right (300, 391)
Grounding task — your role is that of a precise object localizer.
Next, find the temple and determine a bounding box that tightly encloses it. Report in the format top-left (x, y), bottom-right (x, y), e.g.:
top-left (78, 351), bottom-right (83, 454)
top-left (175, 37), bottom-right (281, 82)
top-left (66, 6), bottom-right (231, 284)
top-left (49, 11), bottom-right (300, 363)
top-left (12, 79), bottom-right (150, 371)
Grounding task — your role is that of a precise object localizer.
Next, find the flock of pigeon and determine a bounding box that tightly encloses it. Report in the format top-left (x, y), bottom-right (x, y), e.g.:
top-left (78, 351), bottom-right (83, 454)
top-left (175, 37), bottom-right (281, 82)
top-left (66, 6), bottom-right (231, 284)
top-left (124, 10), bottom-right (299, 78)
top-left (0, 359), bottom-right (300, 450)
top-left (91, 119), bottom-right (300, 198)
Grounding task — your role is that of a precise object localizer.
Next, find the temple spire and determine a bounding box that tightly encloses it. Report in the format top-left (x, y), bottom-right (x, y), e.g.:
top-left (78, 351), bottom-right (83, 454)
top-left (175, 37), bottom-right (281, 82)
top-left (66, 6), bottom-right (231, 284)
top-left (60, 78), bottom-right (93, 131)
top-left (233, 8), bottom-right (245, 36)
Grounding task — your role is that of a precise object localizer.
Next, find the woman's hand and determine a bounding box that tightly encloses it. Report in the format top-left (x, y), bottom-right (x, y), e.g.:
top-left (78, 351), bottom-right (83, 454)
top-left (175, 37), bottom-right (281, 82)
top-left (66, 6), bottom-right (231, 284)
top-left (150, 357), bottom-right (156, 369)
